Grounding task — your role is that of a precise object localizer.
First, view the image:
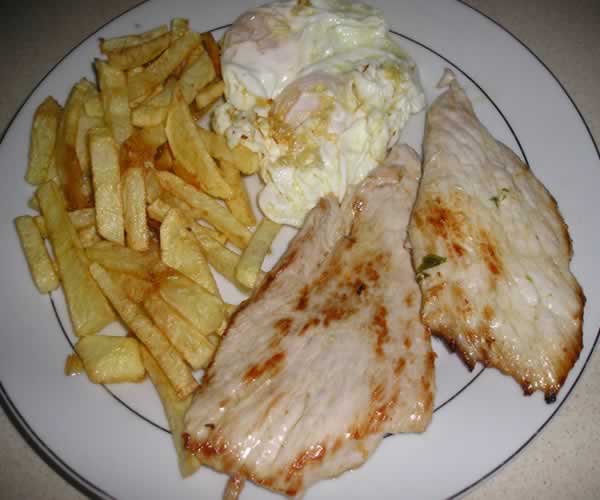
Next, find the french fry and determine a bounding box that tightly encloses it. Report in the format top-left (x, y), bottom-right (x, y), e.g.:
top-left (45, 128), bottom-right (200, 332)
top-left (55, 79), bottom-right (95, 209)
top-left (88, 127), bottom-right (125, 244)
top-left (75, 112), bottom-right (105, 175)
top-left (122, 167), bottom-right (149, 251)
top-left (26, 97), bottom-right (62, 185)
top-left (170, 18), bottom-right (189, 41)
top-left (64, 353), bottom-right (84, 376)
top-left (220, 160), bottom-right (256, 227)
top-left (14, 215), bottom-right (60, 293)
top-left (165, 87), bottom-right (232, 199)
top-left (144, 291), bottom-right (215, 369)
top-left (201, 32), bottom-right (221, 78)
top-left (196, 127), bottom-right (259, 175)
top-left (194, 79), bottom-right (224, 110)
top-left (154, 143), bottom-right (174, 171)
top-left (119, 130), bottom-right (157, 170)
top-left (75, 335), bottom-right (146, 384)
top-left (160, 208), bottom-right (219, 295)
top-left (34, 208), bottom-right (95, 238)
top-left (179, 51), bottom-right (215, 104)
top-left (96, 60), bottom-right (132, 145)
top-left (107, 32), bottom-right (171, 70)
top-left (149, 195), bottom-right (226, 244)
top-left (128, 31), bottom-right (201, 104)
top-left (156, 171), bottom-right (251, 249)
top-left (236, 218), bottom-right (281, 289)
top-left (85, 242), bottom-right (156, 280)
top-left (107, 270), bottom-right (153, 304)
top-left (145, 167), bottom-right (162, 204)
top-left (100, 25), bottom-right (169, 53)
top-left (131, 78), bottom-right (175, 127)
top-left (139, 125), bottom-right (167, 149)
top-left (37, 182), bottom-right (115, 336)
top-left (89, 263), bottom-right (198, 398)
top-left (78, 225), bottom-right (102, 248)
top-left (159, 273), bottom-right (224, 335)
top-left (83, 94), bottom-right (104, 118)
top-left (140, 346), bottom-right (201, 477)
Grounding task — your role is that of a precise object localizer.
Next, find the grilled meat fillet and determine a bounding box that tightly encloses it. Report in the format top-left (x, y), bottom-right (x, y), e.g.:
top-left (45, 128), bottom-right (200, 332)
top-left (184, 145), bottom-right (434, 496)
top-left (408, 70), bottom-right (584, 402)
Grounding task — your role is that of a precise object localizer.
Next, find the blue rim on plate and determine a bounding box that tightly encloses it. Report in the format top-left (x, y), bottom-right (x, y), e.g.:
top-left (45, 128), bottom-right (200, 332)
top-left (1, 1), bottom-right (598, 499)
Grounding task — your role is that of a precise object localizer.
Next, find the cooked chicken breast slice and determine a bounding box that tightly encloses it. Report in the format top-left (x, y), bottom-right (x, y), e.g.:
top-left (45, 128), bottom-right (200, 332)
top-left (408, 70), bottom-right (584, 402)
top-left (184, 145), bottom-right (434, 496)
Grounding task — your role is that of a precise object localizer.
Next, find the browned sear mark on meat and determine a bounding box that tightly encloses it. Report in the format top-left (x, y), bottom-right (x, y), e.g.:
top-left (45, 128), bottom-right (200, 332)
top-left (371, 305), bottom-right (389, 357)
top-left (274, 318), bottom-right (293, 335)
top-left (296, 285), bottom-right (309, 311)
top-left (286, 443), bottom-right (327, 481)
top-left (299, 317), bottom-right (320, 336)
top-left (422, 199), bottom-right (465, 240)
top-left (322, 304), bottom-right (356, 327)
top-left (394, 357), bottom-right (406, 375)
top-left (404, 291), bottom-right (416, 308)
top-left (243, 352), bottom-right (286, 383)
top-left (482, 304), bottom-right (495, 322)
top-left (479, 229), bottom-right (503, 277)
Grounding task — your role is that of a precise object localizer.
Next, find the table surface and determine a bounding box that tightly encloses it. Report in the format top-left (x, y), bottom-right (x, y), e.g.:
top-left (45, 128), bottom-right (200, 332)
top-left (1, 1), bottom-right (599, 499)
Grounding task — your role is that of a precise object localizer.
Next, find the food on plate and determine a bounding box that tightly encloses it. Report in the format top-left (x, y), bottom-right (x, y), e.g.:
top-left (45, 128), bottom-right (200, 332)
top-left (17, 14), bottom-right (293, 479)
top-left (14, 215), bottom-right (60, 293)
top-left (408, 71), bottom-right (584, 402)
top-left (160, 208), bottom-right (219, 295)
top-left (25, 97), bottom-right (62, 185)
top-left (214, 0), bottom-right (425, 226)
top-left (184, 146), bottom-right (434, 496)
top-left (165, 87), bottom-right (232, 198)
top-left (54, 79), bottom-right (95, 209)
top-left (235, 218), bottom-right (281, 289)
top-left (89, 262), bottom-right (199, 399)
top-left (95, 60), bottom-right (133, 145)
top-left (75, 335), bottom-right (146, 384)
top-left (140, 346), bottom-right (201, 477)
top-left (122, 166), bottom-right (150, 251)
top-left (88, 127), bottom-right (125, 244)
top-left (37, 182), bottom-right (115, 336)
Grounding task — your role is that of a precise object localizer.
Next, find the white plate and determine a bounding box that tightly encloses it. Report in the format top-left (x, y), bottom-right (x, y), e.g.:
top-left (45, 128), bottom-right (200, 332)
top-left (1, 1), bottom-right (598, 499)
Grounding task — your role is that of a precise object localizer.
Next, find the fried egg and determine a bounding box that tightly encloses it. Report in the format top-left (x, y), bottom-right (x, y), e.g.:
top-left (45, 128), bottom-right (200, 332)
top-left (213, 0), bottom-right (425, 226)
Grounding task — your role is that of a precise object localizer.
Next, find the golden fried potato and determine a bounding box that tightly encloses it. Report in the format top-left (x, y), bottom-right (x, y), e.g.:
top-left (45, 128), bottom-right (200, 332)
top-left (26, 97), bottom-right (62, 185)
top-left (196, 127), bottom-right (259, 175)
top-left (128, 31), bottom-right (201, 104)
top-left (75, 335), bottom-right (145, 384)
top-left (201, 32), bottom-right (221, 78)
top-left (14, 215), bottom-right (59, 293)
top-left (64, 353), bottom-right (84, 376)
top-left (55, 79), bottom-right (95, 209)
top-left (107, 270), bottom-right (153, 304)
top-left (236, 218), bottom-right (281, 289)
top-left (122, 167), bottom-right (149, 251)
top-left (160, 208), bottom-right (218, 295)
top-left (78, 225), bottom-right (102, 248)
top-left (88, 127), bottom-right (125, 244)
top-left (107, 32), bottom-right (171, 70)
top-left (85, 242), bottom-right (157, 280)
top-left (89, 263), bottom-right (197, 398)
top-left (140, 346), bottom-right (201, 477)
top-left (100, 25), bottom-right (169, 53)
top-left (96, 60), bottom-right (132, 145)
top-left (220, 160), bottom-right (256, 227)
top-left (144, 291), bottom-right (215, 370)
top-left (194, 79), bottom-right (224, 110)
top-left (37, 182), bottom-right (115, 336)
top-left (179, 51), bottom-right (215, 104)
top-left (159, 273), bottom-right (224, 335)
top-left (144, 167), bottom-right (162, 204)
top-left (156, 171), bottom-right (251, 249)
top-left (165, 87), bottom-right (232, 199)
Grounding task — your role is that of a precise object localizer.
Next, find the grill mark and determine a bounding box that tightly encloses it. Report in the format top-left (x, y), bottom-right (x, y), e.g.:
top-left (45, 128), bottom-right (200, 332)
top-left (372, 305), bottom-right (389, 357)
top-left (286, 443), bottom-right (326, 481)
top-left (299, 318), bottom-right (320, 336)
top-left (296, 285), bottom-right (309, 311)
top-left (243, 352), bottom-right (286, 383)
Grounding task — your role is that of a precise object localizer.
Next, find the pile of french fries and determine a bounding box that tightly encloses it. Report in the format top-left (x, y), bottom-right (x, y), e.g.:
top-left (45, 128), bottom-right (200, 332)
top-left (15, 19), bottom-right (283, 476)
